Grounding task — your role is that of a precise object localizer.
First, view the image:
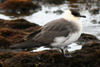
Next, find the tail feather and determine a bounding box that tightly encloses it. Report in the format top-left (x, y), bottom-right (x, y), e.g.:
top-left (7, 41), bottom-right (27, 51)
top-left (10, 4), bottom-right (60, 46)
top-left (10, 40), bottom-right (47, 49)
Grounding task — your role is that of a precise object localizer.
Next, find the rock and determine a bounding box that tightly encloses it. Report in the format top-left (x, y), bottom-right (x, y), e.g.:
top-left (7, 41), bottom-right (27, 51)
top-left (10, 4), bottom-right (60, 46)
top-left (0, 0), bottom-right (5, 3)
top-left (0, 27), bottom-right (99, 67)
top-left (0, 51), bottom-right (64, 67)
top-left (25, 26), bottom-right (41, 32)
top-left (42, 0), bottom-right (65, 5)
top-left (0, 43), bottom-right (100, 67)
top-left (98, 21), bottom-right (100, 24)
top-left (53, 10), bottom-right (63, 15)
top-left (0, 19), bottom-right (39, 29)
top-left (91, 19), bottom-right (97, 24)
top-left (0, 18), bottom-right (41, 48)
top-left (67, 0), bottom-right (99, 3)
top-left (67, 0), bottom-right (78, 3)
top-left (0, 0), bottom-right (41, 17)
top-left (90, 8), bottom-right (100, 15)
top-left (0, 0), bottom-right (3, 3)
top-left (0, 36), bottom-right (11, 48)
top-left (72, 42), bottom-right (100, 67)
top-left (77, 33), bottom-right (99, 45)
top-left (82, 41), bottom-right (100, 49)
top-left (0, 28), bottom-right (24, 37)
top-left (0, 28), bottom-right (27, 45)
top-left (0, 62), bottom-right (3, 67)
top-left (69, 4), bottom-right (78, 8)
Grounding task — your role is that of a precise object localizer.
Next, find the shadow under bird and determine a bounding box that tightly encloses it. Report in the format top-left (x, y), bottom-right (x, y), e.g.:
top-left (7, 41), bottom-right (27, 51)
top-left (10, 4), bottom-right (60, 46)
top-left (10, 9), bottom-right (86, 57)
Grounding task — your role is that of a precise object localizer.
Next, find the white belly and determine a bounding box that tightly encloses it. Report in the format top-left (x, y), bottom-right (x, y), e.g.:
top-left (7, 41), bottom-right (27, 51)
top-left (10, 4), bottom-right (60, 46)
top-left (50, 31), bottom-right (81, 48)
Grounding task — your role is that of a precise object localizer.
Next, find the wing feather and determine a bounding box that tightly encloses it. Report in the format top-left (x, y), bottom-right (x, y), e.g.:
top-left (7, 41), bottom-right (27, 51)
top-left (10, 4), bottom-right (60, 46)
top-left (33, 18), bottom-right (74, 44)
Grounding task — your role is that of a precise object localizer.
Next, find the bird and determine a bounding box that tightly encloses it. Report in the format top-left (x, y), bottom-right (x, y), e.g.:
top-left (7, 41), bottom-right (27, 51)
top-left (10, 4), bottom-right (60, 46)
top-left (10, 9), bottom-right (86, 57)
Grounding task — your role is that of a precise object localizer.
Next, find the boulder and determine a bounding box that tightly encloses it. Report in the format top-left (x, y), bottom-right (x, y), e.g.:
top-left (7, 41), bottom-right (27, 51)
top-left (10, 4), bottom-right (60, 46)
top-left (0, 0), bottom-right (41, 17)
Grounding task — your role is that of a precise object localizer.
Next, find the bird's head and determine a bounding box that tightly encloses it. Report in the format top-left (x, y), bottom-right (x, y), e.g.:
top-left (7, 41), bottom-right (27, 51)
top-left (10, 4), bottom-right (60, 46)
top-left (63, 9), bottom-right (86, 22)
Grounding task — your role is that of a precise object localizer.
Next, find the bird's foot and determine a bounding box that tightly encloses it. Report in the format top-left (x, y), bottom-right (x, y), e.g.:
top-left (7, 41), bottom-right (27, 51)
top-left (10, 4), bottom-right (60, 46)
top-left (63, 48), bottom-right (73, 57)
top-left (64, 53), bottom-right (72, 57)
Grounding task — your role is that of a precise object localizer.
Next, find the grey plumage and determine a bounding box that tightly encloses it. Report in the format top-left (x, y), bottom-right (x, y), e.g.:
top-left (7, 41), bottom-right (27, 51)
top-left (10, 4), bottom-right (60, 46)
top-left (10, 40), bottom-right (48, 49)
top-left (10, 18), bottom-right (79, 49)
top-left (24, 29), bottom-right (42, 40)
top-left (33, 18), bottom-right (79, 44)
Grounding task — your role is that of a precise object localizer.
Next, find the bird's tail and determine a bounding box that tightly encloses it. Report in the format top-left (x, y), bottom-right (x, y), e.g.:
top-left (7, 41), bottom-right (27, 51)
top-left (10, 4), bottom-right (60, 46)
top-left (10, 40), bottom-right (48, 49)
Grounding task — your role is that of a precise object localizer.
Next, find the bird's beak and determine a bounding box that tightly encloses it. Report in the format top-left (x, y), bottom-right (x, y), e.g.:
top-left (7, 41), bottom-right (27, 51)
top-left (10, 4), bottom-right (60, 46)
top-left (79, 15), bottom-right (86, 18)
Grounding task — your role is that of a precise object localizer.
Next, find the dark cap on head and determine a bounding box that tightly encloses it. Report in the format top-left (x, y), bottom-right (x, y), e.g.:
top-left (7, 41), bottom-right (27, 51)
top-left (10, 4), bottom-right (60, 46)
top-left (70, 9), bottom-right (86, 18)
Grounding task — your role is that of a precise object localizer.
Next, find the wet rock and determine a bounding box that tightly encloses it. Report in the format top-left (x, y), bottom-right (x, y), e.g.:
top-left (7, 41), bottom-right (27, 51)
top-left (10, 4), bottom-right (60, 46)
top-left (0, 44), bottom-right (100, 67)
top-left (77, 33), bottom-right (99, 45)
top-left (42, 0), bottom-right (65, 5)
top-left (0, 18), bottom-right (41, 47)
top-left (82, 41), bottom-right (100, 49)
top-left (0, 0), bottom-right (5, 3)
top-left (0, 51), bottom-right (65, 67)
top-left (0, 28), bottom-right (27, 45)
top-left (45, 11), bottom-right (51, 13)
top-left (67, 0), bottom-right (99, 3)
top-left (72, 42), bottom-right (100, 67)
top-left (0, 28), bottom-right (23, 37)
top-left (0, 32), bottom-right (100, 66)
top-left (53, 10), bottom-right (63, 15)
top-left (91, 19), bottom-right (98, 24)
top-left (0, 19), bottom-right (39, 29)
top-left (7, 32), bottom-right (26, 45)
top-left (67, 0), bottom-right (78, 3)
top-left (0, 36), bottom-right (11, 48)
top-left (90, 8), bottom-right (100, 15)
top-left (69, 4), bottom-right (78, 8)
top-left (98, 21), bottom-right (100, 24)
top-left (0, 62), bottom-right (3, 67)
top-left (25, 26), bottom-right (41, 32)
top-left (7, 19), bottom-right (39, 29)
top-left (0, 0), bottom-right (41, 17)
top-left (91, 20), bottom-right (100, 24)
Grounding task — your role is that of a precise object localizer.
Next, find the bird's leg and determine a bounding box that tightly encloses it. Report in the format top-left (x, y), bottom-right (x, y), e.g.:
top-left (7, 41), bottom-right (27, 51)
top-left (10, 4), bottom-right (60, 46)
top-left (59, 47), bottom-right (72, 57)
top-left (59, 48), bottom-right (64, 54)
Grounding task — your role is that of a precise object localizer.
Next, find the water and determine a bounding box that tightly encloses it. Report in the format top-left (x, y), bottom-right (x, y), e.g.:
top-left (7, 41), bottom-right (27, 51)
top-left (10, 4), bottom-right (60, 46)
top-left (32, 43), bottom-right (82, 52)
top-left (24, 2), bottom-right (100, 39)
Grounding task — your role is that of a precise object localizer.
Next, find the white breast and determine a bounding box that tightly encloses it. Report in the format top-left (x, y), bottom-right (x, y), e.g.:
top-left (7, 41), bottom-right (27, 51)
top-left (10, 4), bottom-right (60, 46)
top-left (51, 20), bottom-right (82, 48)
top-left (50, 31), bottom-right (81, 48)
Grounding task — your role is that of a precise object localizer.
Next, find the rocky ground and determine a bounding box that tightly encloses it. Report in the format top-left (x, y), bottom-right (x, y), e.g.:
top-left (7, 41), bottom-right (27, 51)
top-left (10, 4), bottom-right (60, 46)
top-left (0, 19), bottom-right (41, 48)
top-left (0, 18), bottom-right (100, 67)
top-left (0, 0), bottom-right (100, 67)
top-left (0, 42), bottom-right (100, 67)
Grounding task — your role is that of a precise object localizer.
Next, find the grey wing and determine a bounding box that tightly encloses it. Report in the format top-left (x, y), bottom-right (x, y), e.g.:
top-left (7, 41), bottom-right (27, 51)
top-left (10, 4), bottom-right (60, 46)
top-left (33, 18), bottom-right (73, 44)
top-left (24, 28), bottom-right (42, 40)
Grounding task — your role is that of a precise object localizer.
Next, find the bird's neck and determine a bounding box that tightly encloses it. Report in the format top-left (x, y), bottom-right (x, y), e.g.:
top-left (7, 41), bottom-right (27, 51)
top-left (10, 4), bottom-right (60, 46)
top-left (63, 13), bottom-right (80, 22)
top-left (63, 13), bottom-right (82, 31)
